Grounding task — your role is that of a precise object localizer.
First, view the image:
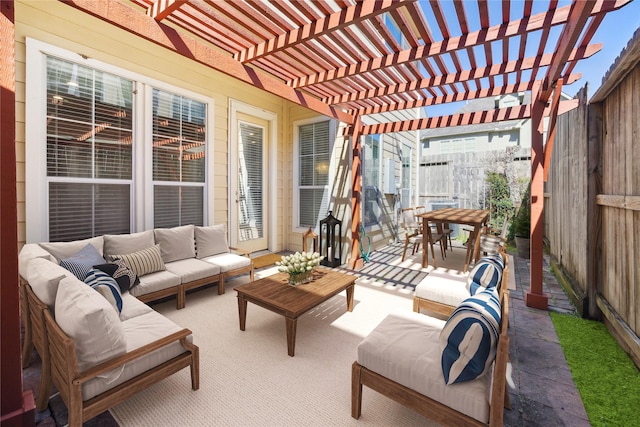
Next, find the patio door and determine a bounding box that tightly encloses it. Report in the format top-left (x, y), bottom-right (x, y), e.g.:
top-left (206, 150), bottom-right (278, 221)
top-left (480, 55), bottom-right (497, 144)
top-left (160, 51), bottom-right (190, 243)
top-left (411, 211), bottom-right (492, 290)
top-left (233, 113), bottom-right (269, 253)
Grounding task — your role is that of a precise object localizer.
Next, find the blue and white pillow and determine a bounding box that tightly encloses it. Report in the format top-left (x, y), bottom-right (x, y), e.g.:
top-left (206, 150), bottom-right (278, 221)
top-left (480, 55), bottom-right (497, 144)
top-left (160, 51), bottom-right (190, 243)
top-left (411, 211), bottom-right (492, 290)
top-left (466, 258), bottom-right (503, 295)
top-left (439, 288), bottom-right (501, 385)
top-left (84, 268), bottom-right (123, 314)
top-left (59, 243), bottom-right (106, 280)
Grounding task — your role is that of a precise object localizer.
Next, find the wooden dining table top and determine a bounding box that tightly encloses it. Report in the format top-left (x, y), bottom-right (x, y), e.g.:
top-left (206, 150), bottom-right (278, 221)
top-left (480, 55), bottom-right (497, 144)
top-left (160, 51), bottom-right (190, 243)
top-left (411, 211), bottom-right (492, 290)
top-left (417, 207), bottom-right (489, 226)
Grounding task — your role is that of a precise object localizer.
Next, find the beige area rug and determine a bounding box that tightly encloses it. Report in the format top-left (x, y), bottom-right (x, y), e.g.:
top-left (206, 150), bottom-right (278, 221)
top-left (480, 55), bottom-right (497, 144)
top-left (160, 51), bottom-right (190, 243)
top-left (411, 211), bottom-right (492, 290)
top-left (110, 267), bottom-right (441, 426)
top-left (251, 253), bottom-right (283, 269)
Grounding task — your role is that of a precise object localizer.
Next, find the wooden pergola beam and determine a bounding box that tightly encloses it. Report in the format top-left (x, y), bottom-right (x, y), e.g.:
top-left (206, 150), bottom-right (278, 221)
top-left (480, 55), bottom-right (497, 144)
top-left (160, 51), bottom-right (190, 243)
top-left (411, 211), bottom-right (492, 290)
top-left (61, 0), bottom-right (354, 124)
top-left (233, 0), bottom-right (412, 63)
top-left (349, 99), bottom-right (578, 136)
top-left (538, 1), bottom-right (596, 103)
top-left (349, 73), bottom-right (581, 117)
top-left (324, 45), bottom-right (599, 106)
top-left (287, 1), bottom-right (623, 89)
top-left (147, 0), bottom-right (187, 21)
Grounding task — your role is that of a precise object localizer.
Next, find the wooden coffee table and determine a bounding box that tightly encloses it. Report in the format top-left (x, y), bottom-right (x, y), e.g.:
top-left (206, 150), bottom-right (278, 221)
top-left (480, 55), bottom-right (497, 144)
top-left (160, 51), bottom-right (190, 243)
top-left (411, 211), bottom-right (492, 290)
top-left (235, 268), bottom-right (356, 357)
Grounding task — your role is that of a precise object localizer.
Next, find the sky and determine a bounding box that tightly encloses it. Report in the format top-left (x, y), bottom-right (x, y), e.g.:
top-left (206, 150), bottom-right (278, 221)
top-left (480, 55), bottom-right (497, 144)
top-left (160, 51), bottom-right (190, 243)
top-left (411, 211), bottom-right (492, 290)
top-left (418, 0), bottom-right (640, 117)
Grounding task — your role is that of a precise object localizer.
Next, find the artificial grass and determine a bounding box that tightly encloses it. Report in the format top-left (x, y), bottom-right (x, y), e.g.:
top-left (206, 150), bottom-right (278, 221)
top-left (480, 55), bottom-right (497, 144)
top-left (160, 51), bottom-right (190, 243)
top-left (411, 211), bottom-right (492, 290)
top-left (550, 312), bottom-right (640, 427)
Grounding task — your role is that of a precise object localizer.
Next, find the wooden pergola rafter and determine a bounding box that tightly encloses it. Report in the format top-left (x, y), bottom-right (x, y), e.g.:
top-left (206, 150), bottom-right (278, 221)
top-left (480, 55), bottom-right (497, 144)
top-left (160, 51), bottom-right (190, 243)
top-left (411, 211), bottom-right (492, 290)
top-left (61, 0), bottom-right (632, 309)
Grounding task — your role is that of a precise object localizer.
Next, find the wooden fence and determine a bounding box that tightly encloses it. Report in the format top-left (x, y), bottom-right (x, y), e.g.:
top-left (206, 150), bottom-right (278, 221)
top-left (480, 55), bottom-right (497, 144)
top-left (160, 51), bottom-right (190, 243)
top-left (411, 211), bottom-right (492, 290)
top-left (545, 31), bottom-right (640, 367)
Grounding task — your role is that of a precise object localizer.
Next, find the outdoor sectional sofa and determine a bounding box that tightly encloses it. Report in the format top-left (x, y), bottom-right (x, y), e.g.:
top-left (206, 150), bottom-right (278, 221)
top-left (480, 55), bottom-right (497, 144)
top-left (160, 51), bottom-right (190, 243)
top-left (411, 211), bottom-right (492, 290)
top-left (18, 224), bottom-right (254, 425)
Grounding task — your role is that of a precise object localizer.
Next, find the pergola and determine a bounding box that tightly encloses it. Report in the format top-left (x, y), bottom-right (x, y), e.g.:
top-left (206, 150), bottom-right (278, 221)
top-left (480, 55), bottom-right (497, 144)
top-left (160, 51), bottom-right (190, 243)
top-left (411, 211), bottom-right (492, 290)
top-left (0, 1), bottom-right (633, 422)
top-left (58, 0), bottom-right (630, 310)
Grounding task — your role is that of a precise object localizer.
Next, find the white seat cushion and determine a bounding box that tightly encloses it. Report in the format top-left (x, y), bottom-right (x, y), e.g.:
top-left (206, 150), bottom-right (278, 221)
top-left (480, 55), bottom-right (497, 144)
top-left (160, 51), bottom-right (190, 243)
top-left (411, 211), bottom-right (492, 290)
top-left (129, 270), bottom-right (180, 298)
top-left (415, 271), bottom-right (471, 308)
top-left (357, 311), bottom-right (491, 424)
top-left (119, 292), bottom-right (153, 321)
top-left (201, 253), bottom-right (251, 273)
top-left (164, 258), bottom-right (220, 283)
top-left (82, 310), bottom-right (193, 401)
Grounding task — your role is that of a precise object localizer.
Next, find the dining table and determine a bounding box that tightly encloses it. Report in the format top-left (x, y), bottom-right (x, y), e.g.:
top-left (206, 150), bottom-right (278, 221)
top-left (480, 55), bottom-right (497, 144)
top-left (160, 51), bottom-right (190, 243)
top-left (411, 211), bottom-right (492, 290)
top-left (417, 207), bottom-right (489, 272)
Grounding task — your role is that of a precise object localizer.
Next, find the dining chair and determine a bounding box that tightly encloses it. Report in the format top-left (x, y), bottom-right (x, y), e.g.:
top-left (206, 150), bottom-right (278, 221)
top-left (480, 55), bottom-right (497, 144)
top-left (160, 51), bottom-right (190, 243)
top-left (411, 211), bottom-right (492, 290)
top-left (401, 208), bottom-right (446, 263)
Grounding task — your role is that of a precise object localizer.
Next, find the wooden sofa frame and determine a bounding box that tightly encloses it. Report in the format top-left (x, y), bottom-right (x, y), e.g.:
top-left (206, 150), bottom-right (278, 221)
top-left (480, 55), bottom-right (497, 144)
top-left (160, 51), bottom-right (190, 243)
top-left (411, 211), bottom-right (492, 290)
top-left (413, 246), bottom-right (509, 318)
top-left (44, 308), bottom-right (199, 427)
top-left (352, 290), bottom-right (511, 426)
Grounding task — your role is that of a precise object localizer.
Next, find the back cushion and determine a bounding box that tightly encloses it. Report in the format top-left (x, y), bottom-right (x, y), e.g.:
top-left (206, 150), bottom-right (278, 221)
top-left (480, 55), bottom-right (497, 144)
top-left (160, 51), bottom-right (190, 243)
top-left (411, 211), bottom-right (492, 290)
top-left (154, 225), bottom-right (196, 263)
top-left (195, 224), bottom-right (230, 258)
top-left (104, 230), bottom-right (155, 258)
top-left (59, 244), bottom-right (107, 280)
top-left (55, 276), bottom-right (127, 381)
top-left (40, 236), bottom-right (104, 262)
top-left (25, 257), bottom-right (70, 309)
top-left (439, 288), bottom-right (501, 385)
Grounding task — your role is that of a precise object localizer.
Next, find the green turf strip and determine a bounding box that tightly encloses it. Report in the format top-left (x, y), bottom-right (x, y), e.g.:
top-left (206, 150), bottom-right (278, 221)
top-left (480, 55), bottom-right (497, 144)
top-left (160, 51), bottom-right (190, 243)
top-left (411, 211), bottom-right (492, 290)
top-left (550, 312), bottom-right (640, 427)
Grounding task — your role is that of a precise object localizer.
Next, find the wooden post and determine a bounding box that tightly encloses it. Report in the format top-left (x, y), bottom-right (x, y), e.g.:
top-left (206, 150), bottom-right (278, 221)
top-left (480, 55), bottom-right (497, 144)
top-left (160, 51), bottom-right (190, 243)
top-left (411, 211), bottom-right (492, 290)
top-left (348, 115), bottom-right (364, 270)
top-left (586, 100), bottom-right (603, 319)
top-left (0, 1), bottom-right (36, 425)
top-left (526, 83), bottom-right (549, 310)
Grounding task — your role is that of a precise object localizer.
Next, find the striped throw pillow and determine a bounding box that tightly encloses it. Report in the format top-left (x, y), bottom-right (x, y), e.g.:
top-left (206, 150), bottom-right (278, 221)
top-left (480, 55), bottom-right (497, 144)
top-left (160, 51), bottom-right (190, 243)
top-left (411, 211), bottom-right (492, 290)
top-left (85, 268), bottom-right (123, 314)
top-left (439, 288), bottom-right (501, 385)
top-left (107, 244), bottom-right (165, 277)
top-left (466, 258), bottom-right (503, 295)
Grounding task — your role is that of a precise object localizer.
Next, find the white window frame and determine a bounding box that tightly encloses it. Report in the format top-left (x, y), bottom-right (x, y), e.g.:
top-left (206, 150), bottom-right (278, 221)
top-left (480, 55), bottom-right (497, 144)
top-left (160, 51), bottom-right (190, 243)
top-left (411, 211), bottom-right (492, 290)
top-left (292, 116), bottom-right (336, 233)
top-left (25, 38), bottom-right (215, 243)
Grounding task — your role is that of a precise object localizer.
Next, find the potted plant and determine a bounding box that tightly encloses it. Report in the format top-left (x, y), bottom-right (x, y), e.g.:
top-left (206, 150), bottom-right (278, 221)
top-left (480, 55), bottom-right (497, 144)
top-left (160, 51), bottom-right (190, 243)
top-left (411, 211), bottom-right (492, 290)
top-left (512, 184), bottom-right (531, 259)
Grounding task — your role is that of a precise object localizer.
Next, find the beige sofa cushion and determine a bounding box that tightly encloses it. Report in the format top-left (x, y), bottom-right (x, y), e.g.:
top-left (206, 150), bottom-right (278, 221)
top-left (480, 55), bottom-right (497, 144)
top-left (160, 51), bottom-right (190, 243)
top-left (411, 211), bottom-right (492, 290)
top-left (357, 310), bottom-right (491, 424)
top-left (119, 292), bottom-right (153, 322)
top-left (154, 225), bottom-right (196, 263)
top-left (25, 257), bottom-right (71, 309)
top-left (18, 243), bottom-right (56, 279)
top-left (40, 236), bottom-right (104, 262)
top-left (164, 258), bottom-right (220, 283)
top-left (129, 270), bottom-right (181, 298)
top-left (414, 271), bottom-right (471, 309)
top-left (201, 253), bottom-right (251, 273)
top-left (103, 230), bottom-right (155, 257)
top-left (55, 276), bottom-right (127, 382)
top-left (195, 224), bottom-right (229, 258)
top-left (81, 310), bottom-right (192, 401)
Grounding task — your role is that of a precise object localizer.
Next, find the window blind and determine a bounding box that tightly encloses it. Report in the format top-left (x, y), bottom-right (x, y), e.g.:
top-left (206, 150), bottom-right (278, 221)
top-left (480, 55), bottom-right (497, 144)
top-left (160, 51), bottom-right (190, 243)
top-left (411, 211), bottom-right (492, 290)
top-left (152, 88), bottom-right (206, 228)
top-left (238, 123), bottom-right (264, 240)
top-left (46, 56), bottom-right (133, 240)
top-left (298, 121), bottom-right (330, 228)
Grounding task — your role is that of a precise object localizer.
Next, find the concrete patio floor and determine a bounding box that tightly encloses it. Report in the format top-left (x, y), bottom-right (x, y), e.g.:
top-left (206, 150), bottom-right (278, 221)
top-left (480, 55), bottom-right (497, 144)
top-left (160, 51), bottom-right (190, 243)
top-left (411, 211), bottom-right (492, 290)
top-left (24, 241), bottom-right (588, 426)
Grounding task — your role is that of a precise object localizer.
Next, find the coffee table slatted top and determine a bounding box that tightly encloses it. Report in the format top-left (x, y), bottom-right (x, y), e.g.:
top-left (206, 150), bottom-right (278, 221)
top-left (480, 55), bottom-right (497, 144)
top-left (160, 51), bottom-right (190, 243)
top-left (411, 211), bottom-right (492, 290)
top-left (235, 268), bottom-right (355, 317)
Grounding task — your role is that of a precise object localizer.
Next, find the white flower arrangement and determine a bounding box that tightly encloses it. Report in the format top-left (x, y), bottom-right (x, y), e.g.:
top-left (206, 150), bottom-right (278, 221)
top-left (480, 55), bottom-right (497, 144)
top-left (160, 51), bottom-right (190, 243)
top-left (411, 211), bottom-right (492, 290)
top-left (276, 251), bottom-right (324, 275)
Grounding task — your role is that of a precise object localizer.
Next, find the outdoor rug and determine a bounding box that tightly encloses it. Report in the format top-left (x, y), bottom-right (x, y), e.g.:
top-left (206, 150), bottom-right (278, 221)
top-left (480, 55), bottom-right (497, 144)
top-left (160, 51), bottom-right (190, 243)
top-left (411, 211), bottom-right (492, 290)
top-left (110, 266), bottom-right (440, 426)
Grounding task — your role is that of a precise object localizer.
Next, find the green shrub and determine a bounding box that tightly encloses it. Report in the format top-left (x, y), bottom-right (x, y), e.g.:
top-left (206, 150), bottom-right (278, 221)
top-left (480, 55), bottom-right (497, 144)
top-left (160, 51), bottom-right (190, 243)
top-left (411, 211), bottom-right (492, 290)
top-left (508, 182), bottom-right (531, 240)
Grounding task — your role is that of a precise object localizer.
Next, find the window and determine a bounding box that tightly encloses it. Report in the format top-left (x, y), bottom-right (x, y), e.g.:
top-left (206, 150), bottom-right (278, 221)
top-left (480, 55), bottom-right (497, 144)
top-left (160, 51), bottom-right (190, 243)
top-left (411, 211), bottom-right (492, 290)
top-left (152, 89), bottom-right (206, 228)
top-left (363, 134), bottom-right (381, 227)
top-left (296, 120), bottom-right (331, 229)
top-left (46, 57), bottom-right (133, 241)
top-left (401, 144), bottom-right (412, 207)
top-left (27, 40), bottom-right (212, 242)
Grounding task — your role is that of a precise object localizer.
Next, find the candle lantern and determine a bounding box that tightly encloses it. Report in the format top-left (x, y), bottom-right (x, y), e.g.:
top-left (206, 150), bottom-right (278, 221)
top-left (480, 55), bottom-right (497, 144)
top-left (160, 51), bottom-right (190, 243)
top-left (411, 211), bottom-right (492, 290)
top-left (319, 211), bottom-right (342, 267)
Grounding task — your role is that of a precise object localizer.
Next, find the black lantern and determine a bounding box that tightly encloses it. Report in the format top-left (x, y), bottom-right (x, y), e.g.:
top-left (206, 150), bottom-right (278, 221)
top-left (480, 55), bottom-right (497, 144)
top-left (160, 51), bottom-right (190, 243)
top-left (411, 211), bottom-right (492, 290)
top-left (319, 211), bottom-right (342, 267)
